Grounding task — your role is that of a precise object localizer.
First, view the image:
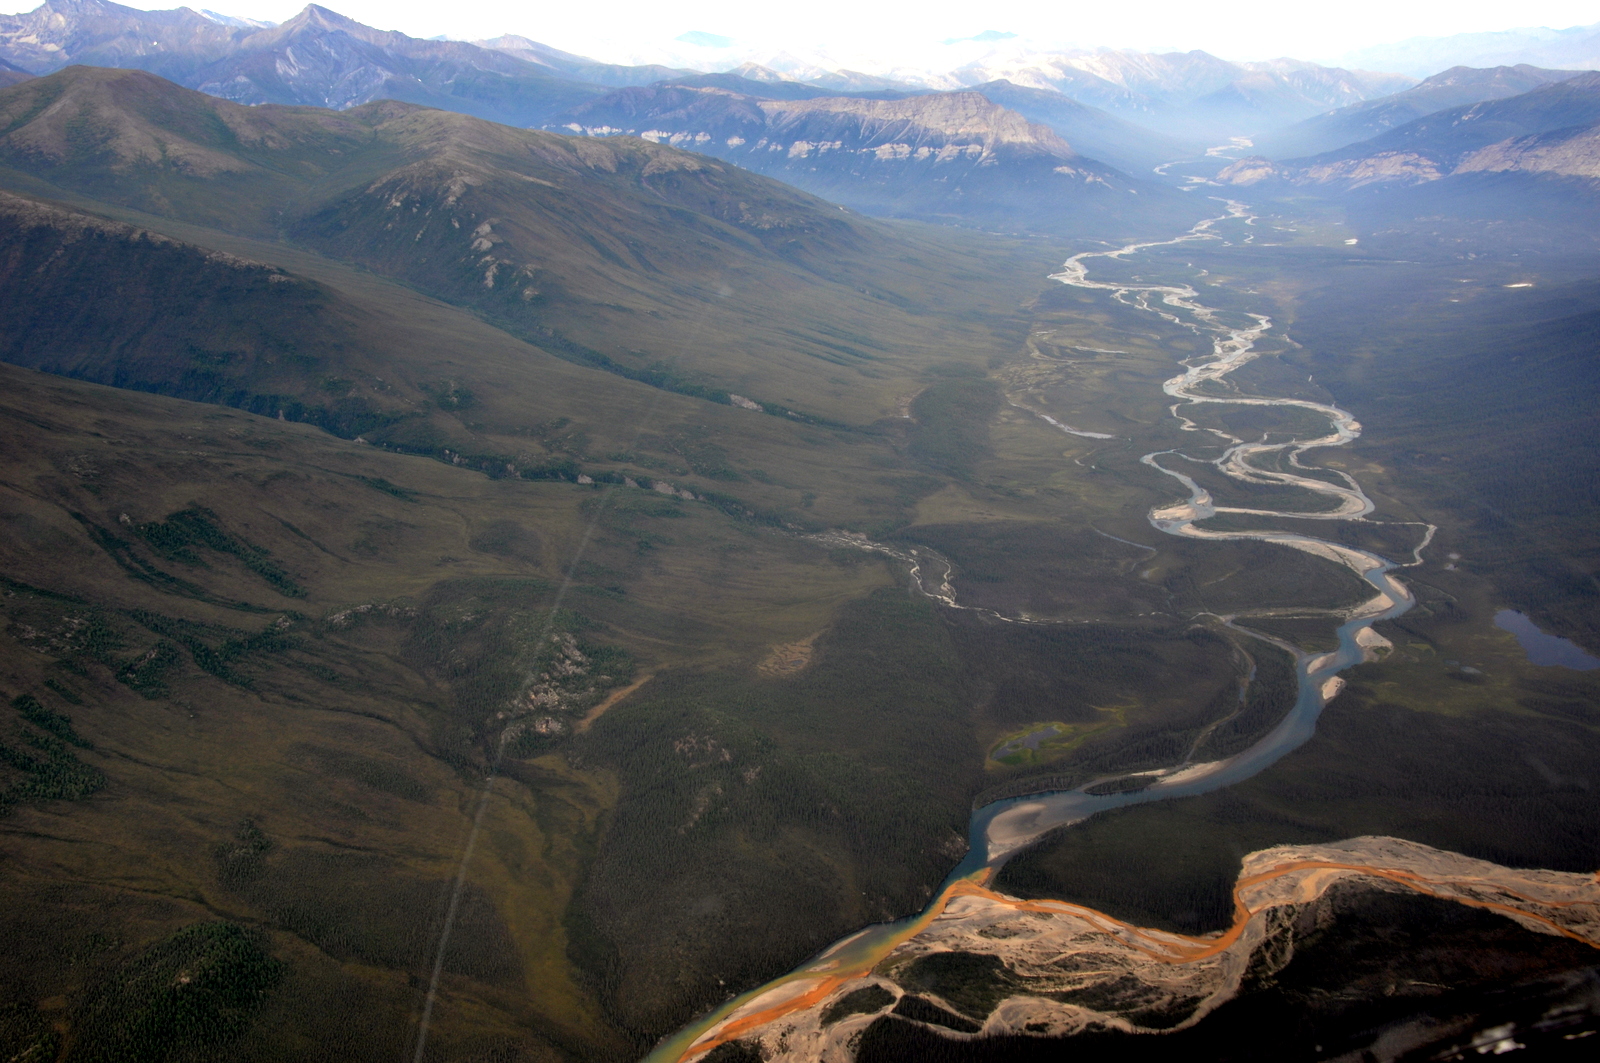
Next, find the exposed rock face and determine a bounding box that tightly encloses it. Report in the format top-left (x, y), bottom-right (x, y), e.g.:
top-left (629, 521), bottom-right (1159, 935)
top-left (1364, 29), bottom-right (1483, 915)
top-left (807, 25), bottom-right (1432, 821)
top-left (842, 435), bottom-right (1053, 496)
top-left (762, 92), bottom-right (1077, 159)
top-left (958, 78), bottom-right (1199, 173)
top-left (676, 836), bottom-right (1600, 1062)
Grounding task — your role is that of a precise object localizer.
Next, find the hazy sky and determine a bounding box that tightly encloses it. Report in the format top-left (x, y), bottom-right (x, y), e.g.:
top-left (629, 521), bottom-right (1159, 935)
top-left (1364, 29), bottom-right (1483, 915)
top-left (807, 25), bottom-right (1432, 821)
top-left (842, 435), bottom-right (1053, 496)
top-left (12, 0), bottom-right (1600, 64)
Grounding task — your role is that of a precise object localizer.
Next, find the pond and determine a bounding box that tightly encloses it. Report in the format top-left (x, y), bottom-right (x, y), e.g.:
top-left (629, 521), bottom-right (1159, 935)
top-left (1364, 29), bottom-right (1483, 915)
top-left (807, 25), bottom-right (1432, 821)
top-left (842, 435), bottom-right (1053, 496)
top-left (1494, 610), bottom-right (1600, 670)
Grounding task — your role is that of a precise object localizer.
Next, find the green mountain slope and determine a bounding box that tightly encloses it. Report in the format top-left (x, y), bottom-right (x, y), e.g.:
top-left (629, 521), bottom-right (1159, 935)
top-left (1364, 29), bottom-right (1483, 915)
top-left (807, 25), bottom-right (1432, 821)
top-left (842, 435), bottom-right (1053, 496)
top-left (0, 66), bottom-right (1062, 433)
top-left (0, 189), bottom-right (409, 435)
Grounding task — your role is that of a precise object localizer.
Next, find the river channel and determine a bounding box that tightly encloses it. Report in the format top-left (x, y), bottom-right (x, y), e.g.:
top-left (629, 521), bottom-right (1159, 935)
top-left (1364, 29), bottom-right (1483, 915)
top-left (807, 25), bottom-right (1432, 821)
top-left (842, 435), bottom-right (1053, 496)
top-left (647, 204), bottom-right (1435, 1062)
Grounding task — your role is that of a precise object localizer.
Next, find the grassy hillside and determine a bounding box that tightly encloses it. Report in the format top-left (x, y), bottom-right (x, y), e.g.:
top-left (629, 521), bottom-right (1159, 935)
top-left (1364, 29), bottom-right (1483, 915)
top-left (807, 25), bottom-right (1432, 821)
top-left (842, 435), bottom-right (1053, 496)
top-left (0, 190), bottom-right (417, 435)
top-left (0, 363), bottom-right (897, 1060)
top-left (0, 67), bottom-right (1060, 455)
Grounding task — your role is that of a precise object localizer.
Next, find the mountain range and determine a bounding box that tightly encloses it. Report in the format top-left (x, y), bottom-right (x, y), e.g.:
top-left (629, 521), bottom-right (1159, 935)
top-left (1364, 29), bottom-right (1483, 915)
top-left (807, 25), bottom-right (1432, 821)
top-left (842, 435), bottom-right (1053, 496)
top-left (550, 83), bottom-right (1201, 233)
top-left (5, 2), bottom-right (1598, 239)
top-left (0, 1), bottom-right (1421, 148)
top-left (1253, 64), bottom-right (1582, 160)
top-left (1222, 72), bottom-right (1600, 191)
top-left (0, 54), bottom-right (29, 87)
top-left (0, 1), bottom-right (666, 124)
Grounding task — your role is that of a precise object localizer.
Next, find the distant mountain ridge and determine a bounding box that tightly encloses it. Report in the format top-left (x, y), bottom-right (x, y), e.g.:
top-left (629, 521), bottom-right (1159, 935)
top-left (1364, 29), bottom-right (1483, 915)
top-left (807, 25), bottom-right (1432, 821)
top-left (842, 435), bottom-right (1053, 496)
top-left (1253, 65), bottom-right (1584, 160)
top-left (0, 63), bottom-right (975, 420)
top-left (0, 1), bottom-right (672, 124)
top-left (958, 79), bottom-right (1201, 173)
top-left (0, 1), bottom-right (1430, 149)
top-left (603, 72), bottom-right (1196, 173)
top-left (0, 0), bottom-right (238, 80)
top-left (1221, 72), bottom-right (1600, 190)
top-left (0, 0), bottom-right (1211, 237)
top-left (551, 85), bottom-right (1204, 235)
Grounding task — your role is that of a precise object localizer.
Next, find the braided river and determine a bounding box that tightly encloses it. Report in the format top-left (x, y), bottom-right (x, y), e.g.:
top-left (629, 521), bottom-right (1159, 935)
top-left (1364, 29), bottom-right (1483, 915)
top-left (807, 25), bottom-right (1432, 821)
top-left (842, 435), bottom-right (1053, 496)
top-left (647, 203), bottom-right (1436, 1062)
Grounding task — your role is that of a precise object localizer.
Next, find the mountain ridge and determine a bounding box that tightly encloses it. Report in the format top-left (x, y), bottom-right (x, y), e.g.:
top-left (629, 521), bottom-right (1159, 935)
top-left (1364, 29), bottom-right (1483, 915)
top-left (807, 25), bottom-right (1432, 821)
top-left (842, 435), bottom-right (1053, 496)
top-left (1222, 71), bottom-right (1600, 190)
top-left (551, 84), bottom-right (1204, 235)
top-left (0, 2), bottom-right (1430, 149)
top-left (0, 1), bottom-right (651, 124)
top-left (1252, 64), bottom-right (1584, 159)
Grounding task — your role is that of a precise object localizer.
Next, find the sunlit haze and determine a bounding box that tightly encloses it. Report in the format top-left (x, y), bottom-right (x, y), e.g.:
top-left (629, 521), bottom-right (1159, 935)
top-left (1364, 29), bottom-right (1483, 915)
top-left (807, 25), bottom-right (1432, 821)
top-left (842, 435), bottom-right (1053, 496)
top-left (6, 0), bottom-right (1600, 67)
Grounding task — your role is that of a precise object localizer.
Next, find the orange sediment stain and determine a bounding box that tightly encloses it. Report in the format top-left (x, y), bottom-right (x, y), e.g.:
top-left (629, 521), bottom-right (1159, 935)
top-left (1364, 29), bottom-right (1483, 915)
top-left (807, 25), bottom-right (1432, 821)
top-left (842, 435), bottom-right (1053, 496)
top-left (675, 859), bottom-right (1600, 1061)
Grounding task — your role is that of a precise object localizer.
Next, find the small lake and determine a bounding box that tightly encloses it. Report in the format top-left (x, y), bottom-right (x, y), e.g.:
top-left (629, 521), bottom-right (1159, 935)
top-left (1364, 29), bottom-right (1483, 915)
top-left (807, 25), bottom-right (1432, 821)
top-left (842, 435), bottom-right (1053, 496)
top-left (1494, 610), bottom-right (1600, 670)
